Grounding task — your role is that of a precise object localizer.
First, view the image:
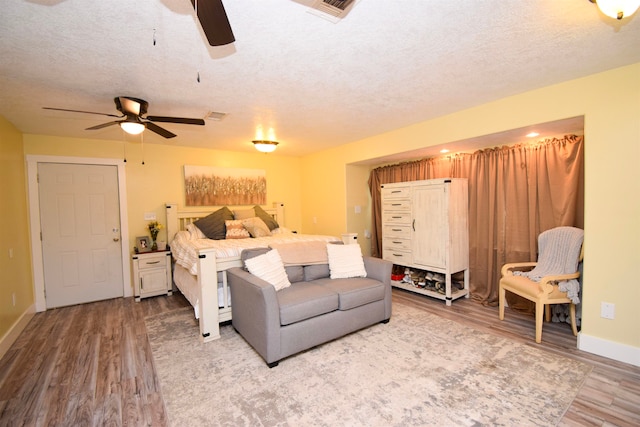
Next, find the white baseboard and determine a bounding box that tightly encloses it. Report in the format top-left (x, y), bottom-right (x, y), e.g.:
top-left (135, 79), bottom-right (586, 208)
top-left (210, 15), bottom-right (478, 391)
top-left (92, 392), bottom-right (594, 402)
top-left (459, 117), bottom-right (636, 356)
top-left (578, 332), bottom-right (640, 367)
top-left (0, 304), bottom-right (36, 360)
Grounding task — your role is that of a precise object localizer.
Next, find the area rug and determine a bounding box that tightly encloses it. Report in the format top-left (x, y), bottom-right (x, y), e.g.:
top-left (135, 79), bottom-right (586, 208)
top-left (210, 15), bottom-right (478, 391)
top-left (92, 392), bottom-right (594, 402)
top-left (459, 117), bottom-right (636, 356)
top-left (145, 301), bottom-right (592, 426)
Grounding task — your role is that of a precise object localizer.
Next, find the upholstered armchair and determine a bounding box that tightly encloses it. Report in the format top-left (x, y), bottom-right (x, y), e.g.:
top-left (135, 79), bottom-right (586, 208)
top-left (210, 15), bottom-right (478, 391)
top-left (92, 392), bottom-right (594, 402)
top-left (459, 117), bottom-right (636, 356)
top-left (499, 226), bottom-right (584, 343)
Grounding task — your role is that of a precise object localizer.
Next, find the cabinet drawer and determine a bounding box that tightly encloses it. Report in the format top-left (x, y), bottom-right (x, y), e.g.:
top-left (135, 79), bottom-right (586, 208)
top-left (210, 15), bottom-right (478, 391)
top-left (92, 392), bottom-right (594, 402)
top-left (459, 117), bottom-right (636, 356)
top-left (383, 224), bottom-right (412, 239)
top-left (383, 237), bottom-right (411, 251)
top-left (383, 212), bottom-right (412, 224)
top-left (383, 249), bottom-right (412, 265)
top-left (382, 200), bottom-right (411, 211)
top-left (381, 186), bottom-right (410, 199)
top-left (136, 254), bottom-right (166, 270)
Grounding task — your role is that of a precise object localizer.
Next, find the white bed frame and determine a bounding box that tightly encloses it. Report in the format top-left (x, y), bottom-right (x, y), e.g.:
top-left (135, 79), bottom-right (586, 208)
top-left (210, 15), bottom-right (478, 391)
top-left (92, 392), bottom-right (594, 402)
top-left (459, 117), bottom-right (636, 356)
top-left (165, 202), bottom-right (284, 342)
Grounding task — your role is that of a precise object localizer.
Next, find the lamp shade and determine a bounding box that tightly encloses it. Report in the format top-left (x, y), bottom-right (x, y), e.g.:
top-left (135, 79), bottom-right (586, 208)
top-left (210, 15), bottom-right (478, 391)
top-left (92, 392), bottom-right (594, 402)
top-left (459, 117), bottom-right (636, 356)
top-left (594, 0), bottom-right (640, 19)
top-left (253, 140), bottom-right (278, 153)
top-left (120, 121), bottom-right (145, 135)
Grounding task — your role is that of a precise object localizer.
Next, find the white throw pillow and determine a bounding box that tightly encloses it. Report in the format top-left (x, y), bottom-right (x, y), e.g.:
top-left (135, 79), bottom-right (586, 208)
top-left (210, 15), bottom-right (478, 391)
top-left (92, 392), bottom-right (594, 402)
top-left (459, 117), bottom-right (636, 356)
top-left (326, 244), bottom-right (367, 279)
top-left (244, 249), bottom-right (291, 291)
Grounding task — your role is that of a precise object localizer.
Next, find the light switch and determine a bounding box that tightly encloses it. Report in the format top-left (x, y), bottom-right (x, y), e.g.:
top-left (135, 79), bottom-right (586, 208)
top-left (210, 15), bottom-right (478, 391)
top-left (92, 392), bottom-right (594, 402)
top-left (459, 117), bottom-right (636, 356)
top-left (144, 212), bottom-right (157, 221)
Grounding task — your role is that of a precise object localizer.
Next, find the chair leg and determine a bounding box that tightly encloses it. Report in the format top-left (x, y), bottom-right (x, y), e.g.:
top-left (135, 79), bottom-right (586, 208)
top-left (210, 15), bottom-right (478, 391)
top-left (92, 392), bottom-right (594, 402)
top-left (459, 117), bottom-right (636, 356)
top-left (545, 304), bottom-right (551, 322)
top-left (499, 284), bottom-right (505, 320)
top-left (569, 303), bottom-right (578, 336)
top-left (535, 302), bottom-right (544, 343)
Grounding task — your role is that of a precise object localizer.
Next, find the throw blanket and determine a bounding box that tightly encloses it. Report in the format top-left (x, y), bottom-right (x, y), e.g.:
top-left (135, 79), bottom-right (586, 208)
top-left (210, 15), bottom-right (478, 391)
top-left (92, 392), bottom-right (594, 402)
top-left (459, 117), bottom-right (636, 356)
top-left (269, 240), bottom-right (329, 266)
top-left (514, 226), bottom-right (584, 304)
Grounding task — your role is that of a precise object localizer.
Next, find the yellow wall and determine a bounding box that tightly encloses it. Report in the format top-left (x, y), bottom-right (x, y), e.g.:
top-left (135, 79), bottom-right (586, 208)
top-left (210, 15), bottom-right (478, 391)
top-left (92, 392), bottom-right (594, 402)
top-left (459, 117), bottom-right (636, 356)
top-left (22, 135), bottom-right (305, 250)
top-left (0, 117), bottom-right (34, 340)
top-left (302, 63), bottom-right (640, 354)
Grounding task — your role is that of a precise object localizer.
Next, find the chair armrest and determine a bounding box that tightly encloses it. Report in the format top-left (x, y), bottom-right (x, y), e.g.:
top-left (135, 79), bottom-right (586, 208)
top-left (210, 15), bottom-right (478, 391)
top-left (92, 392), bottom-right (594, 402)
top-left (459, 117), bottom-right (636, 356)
top-left (363, 256), bottom-right (392, 285)
top-left (363, 256), bottom-right (393, 320)
top-left (501, 262), bottom-right (537, 277)
top-left (539, 271), bottom-right (581, 293)
top-left (227, 267), bottom-right (281, 363)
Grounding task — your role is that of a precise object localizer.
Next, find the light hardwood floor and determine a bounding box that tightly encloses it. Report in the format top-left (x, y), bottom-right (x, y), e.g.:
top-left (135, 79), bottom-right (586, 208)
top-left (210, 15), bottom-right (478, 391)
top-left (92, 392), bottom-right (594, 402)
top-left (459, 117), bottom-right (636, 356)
top-left (1, 290), bottom-right (638, 426)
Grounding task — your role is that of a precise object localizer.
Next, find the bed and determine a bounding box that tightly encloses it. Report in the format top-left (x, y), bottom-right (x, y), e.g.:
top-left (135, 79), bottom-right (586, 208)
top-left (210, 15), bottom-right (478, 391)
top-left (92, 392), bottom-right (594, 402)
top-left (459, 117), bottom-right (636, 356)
top-left (165, 203), bottom-right (340, 342)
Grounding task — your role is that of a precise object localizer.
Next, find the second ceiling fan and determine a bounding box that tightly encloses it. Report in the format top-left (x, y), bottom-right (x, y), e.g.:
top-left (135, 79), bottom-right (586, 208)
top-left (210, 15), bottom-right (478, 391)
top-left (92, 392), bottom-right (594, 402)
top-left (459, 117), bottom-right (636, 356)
top-left (44, 96), bottom-right (205, 139)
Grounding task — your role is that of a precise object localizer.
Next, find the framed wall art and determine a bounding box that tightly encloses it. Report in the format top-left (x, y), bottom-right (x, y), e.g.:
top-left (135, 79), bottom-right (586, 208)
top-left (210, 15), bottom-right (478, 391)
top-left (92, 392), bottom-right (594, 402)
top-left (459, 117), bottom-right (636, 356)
top-left (184, 165), bottom-right (267, 206)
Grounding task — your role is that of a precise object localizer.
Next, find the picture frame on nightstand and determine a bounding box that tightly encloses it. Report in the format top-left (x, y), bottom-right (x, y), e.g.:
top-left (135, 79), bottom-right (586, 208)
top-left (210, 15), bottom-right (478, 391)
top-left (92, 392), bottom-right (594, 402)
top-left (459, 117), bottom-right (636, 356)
top-left (136, 236), bottom-right (151, 253)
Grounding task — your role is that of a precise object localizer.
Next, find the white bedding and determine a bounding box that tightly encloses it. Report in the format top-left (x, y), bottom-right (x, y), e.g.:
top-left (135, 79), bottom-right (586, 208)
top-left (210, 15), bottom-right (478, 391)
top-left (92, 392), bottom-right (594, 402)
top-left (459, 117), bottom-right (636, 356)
top-left (173, 263), bottom-right (230, 319)
top-left (171, 229), bottom-right (340, 275)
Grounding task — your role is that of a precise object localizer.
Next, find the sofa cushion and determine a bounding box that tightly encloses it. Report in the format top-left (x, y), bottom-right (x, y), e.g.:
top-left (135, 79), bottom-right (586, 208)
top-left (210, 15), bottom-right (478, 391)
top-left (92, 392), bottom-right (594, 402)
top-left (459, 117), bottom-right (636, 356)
top-left (314, 277), bottom-right (386, 310)
top-left (277, 283), bottom-right (339, 326)
top-left (284, 265), bottom-right (304, 283)
top-left (303, 264), bottom-right (330, 281)
top-left (327, 243), bottom-right (367, 279)
top-left (244, 249), bottom-right (291, 291)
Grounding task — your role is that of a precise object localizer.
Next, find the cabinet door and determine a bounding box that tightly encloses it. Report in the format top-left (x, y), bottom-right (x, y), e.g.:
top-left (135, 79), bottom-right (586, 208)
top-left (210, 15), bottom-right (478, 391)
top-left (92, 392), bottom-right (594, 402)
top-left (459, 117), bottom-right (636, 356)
top-left (140, 269), bottom-right (168, 294)
top-left (412, 184), bottom-right (447, 268)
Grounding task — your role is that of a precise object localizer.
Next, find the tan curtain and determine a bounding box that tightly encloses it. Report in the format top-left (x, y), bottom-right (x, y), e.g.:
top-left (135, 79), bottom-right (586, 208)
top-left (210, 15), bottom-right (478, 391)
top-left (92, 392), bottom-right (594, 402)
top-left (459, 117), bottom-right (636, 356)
top-left (368, 135), bottom-right (584, 309)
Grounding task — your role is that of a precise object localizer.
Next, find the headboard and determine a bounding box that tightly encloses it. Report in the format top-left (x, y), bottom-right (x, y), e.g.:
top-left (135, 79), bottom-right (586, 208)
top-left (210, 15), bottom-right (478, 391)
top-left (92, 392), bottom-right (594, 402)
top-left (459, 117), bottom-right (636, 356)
top-left (165, 203), bottom-right (285, 242)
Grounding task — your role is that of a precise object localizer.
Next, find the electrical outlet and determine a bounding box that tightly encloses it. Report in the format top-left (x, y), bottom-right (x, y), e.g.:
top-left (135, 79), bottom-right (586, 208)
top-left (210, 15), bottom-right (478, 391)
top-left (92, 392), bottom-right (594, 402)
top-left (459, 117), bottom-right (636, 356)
top-left (313, 216), bottom-right (317, 224)
top-left (12, 293), bottom-right (16, 307)
top-left (8, 248), bottom-right (13, 259)
top-left (601, 302), bottom-right (615, 319)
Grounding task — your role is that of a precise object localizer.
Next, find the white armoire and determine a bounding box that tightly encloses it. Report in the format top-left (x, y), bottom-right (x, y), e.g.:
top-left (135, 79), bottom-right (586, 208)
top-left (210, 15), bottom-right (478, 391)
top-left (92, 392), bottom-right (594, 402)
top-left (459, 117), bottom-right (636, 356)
top-left (381, 178), bottom-right (469, 305)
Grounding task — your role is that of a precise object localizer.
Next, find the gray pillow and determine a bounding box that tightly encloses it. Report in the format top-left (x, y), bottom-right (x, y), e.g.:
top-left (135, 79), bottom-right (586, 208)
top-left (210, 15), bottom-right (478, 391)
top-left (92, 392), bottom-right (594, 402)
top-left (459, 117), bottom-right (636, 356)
top-left (193, 207), bottom-right (234, 240)
top-left (254, 205), bottom-right (279, 231)
top-left (284, 266), bottom-right (304, 283)
top-left (304, 264), bottom-right (330, 281)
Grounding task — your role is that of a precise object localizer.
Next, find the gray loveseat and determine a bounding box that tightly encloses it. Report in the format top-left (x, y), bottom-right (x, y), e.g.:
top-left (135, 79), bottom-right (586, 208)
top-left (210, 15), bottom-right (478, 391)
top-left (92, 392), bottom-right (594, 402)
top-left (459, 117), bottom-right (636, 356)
top-left (226, 248), bottom-right (392, 367)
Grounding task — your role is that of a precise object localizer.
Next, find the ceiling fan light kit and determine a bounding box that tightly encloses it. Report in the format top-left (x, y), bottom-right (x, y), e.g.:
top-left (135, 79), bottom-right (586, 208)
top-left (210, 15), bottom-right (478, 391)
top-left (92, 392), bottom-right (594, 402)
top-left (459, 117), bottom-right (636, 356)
top-left (589, 0), bottom-right (640, 19)
top-left (120, 120), bottom-right (145, 135)
top-left (253, 140), bottom-right (279, 153)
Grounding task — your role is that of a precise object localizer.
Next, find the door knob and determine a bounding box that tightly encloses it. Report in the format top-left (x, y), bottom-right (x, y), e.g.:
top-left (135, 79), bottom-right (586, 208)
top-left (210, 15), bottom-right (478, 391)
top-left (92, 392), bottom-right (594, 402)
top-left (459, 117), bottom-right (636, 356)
top-left (113, 237), bottom-right (120, 242)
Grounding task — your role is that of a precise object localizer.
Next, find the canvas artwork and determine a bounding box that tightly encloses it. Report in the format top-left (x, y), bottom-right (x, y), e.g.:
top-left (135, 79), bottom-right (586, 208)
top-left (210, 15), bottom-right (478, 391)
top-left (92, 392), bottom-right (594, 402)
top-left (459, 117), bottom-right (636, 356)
top-left (184, 165), bottom-right (267, 206)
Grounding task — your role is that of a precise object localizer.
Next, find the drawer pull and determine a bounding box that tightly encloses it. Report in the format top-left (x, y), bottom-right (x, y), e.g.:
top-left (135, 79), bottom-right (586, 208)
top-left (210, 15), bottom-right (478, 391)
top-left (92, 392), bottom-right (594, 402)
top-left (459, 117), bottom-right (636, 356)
top-left (392, 241), bottom-right (402, 244)
top-left (145, 260), bottom-right (161, 265)
top-left (392, 203), bottom-right (402, 206)
top-left (392, 253), bottom-right (404, 257)
top-left (392, 216), bottom-right (402, 219)
top-left (392, 228), bottom-right (402, 231)
top-left (391, 190), bottom-right (402, 193)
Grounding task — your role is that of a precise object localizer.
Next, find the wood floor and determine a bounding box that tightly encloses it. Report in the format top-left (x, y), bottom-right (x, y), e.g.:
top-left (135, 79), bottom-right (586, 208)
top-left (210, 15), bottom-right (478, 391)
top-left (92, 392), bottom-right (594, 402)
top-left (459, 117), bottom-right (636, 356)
top-left (1, 289), bottom-right (638, 426)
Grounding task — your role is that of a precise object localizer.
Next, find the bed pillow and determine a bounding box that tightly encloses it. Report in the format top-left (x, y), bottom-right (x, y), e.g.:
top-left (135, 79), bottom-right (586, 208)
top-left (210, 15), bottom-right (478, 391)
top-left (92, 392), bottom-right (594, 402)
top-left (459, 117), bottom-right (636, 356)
top-left (233, 208), bottom-right (255, 220)
top-left (225, 220), bottom-right (250, 239)
top-left (326, 243), bottom-right (367, 279)
top-left (254, 205), bottom-right (279, 231)
top-left (242, 217), bottom-right (272, 238)
top-left (186, 223), bottom-right (206, 239)
top-left (193, 207), bottom-right (234, 240)
top-left (244, 249), bottom-right (291, 291)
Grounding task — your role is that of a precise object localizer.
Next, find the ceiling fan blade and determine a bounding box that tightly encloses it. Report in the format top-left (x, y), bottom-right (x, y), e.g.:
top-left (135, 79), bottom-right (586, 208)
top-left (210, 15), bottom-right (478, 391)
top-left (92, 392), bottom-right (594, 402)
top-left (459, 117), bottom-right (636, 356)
top-left (146, 121), bottom-right (177, 139)
top-left (86, 121), bottom-right (120, 130)
top-left (43, 107), bottom-right (121, 118)
top-left (146, 115), bottom-right (205, 126)
top-left (191, 0), bottom-right (235, 46)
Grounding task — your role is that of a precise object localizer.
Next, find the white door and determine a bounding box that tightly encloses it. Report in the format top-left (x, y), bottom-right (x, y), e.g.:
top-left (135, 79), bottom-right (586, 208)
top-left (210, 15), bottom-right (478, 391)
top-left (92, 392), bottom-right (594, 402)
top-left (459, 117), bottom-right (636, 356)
top-left (39, 163), bottom-right (123, 308)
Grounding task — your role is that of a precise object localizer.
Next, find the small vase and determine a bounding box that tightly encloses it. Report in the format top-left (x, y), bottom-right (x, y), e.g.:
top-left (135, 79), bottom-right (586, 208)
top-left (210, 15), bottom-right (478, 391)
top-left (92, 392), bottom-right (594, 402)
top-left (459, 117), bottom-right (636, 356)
top-left (151, 240), bottom-right (158, 251)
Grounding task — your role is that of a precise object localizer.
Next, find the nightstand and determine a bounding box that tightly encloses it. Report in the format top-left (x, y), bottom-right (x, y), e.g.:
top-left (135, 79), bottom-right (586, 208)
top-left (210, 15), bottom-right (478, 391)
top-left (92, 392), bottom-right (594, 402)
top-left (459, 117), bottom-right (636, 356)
top-left (132, 250), bottom-right (173, 301)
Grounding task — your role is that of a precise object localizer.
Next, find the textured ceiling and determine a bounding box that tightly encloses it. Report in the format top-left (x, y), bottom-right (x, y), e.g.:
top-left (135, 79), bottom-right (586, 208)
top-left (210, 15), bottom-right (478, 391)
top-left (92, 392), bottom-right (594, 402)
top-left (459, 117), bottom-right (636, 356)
top-left (1, 0), bottom-right (639, 158)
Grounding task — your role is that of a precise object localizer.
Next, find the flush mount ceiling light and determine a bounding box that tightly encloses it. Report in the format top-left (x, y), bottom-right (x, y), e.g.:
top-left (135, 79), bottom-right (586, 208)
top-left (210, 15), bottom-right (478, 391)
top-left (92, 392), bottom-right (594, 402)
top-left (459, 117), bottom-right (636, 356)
top-left (252, 140), bottom-right (279, 153)
top-left (589, 0), bottom-right (640, 19)
top-left (120, 118), bottom-right (146, 135)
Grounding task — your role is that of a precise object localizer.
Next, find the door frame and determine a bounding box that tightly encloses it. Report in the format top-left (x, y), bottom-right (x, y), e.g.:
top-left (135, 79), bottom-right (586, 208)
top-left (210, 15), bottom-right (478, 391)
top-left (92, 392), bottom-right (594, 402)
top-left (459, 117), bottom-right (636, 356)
top-left (26, 155), bottom-right (131, 311)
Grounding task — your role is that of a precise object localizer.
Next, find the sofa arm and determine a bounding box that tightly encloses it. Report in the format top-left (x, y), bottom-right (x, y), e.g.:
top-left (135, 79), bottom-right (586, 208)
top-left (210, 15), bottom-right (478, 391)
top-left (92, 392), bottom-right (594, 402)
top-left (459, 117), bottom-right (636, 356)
top-left (227, 267), bottom-right (281, 364)
top-left (363, 256), bottom-right (393, 320)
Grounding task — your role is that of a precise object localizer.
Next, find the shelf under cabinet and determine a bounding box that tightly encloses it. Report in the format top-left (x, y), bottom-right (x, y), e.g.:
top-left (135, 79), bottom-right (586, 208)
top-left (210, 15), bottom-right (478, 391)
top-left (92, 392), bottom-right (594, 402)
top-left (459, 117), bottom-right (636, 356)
top-left (391, 280), bottom-right (469, 303)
